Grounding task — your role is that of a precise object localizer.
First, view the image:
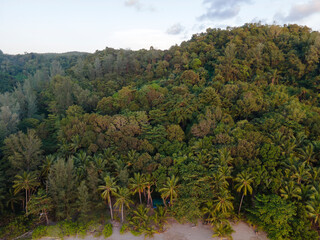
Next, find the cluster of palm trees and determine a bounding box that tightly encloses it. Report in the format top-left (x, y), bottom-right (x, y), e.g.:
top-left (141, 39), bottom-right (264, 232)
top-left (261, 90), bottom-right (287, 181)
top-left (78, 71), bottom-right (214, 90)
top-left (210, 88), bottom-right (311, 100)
top-left (98, 173), bottom-right (179, 223)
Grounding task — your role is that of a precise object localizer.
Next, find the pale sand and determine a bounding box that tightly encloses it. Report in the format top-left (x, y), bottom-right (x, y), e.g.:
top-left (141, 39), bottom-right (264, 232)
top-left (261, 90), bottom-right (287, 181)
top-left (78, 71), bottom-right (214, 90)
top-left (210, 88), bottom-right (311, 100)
top-left (62, 221), bottom-right (268, 240)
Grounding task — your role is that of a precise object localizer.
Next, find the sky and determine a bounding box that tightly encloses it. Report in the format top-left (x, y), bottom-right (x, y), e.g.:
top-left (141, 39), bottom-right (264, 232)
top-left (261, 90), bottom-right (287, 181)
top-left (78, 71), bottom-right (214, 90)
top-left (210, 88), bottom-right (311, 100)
top-left (0, 0), bottom-right (320, 54)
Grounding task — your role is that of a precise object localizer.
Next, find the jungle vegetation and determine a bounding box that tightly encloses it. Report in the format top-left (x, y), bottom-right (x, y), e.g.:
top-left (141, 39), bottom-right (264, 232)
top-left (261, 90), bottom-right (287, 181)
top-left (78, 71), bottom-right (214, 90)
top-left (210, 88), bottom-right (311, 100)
top-left (0, 23), bottom-right (320, 239)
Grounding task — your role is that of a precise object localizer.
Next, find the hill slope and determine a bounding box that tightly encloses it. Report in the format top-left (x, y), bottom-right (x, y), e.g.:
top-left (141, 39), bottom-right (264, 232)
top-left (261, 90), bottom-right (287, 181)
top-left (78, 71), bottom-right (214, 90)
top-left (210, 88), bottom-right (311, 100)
top-left (0, 23), bottom-right (320, 240)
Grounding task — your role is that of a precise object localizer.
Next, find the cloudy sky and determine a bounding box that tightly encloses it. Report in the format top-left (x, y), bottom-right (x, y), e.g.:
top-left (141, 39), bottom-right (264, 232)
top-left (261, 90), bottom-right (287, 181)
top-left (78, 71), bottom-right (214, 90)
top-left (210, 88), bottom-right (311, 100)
top-left (0, 0), bottom-right (319, 54)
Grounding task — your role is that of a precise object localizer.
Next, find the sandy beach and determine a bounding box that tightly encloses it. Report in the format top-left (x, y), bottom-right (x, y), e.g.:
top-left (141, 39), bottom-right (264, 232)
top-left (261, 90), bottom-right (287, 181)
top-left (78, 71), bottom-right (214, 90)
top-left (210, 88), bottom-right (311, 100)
top-left (60, 221), bottom-right (268, 240)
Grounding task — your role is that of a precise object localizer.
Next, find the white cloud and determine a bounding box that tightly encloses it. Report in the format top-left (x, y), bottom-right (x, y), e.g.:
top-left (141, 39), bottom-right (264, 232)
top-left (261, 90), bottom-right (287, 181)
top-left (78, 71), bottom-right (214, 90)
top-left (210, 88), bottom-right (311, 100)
top-left (277, 0), bottom-right (320, 22)
top-left (166, 23), bottom-right (185, 35)
top-left (125, 0), bottom-right (142, 10)
top-left (124, 0), bottom-right (155, 12)
top-left (198, 0), bottom-right (251, 20)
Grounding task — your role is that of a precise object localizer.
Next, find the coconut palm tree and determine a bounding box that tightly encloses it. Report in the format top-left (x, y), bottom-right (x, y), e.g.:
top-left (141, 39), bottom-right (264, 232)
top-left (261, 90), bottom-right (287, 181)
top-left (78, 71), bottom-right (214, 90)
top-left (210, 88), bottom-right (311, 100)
top-left (214, 190), bottom-right (234, 214)
top-left (98, 175), bottom-right (117, 220)
top-left (291, 162), bottom-right (311, 185)
top-left (114, 187), bottom-right (133, 223)
top-left (298, 143), bottom-right (316, 166)
top-left (280, 181), bottom-right (301, 201)
top-left (6, 189), bottom-right (20, 212)
top-left (235, 171), bottom-right (254, 215)
top-left (153, 206), bottom-right (168, 231)
top-left (212, 221), bottom-right (234, 240)
top-left (159, 175), bottom-right (179, 207)
top-left (145, 173), bottom-right (155, 207)
top-left (13, 171), bottom-right (39, 214)
top-left (299, 184), bottom-right (314, 203)
top-left (129, 172), bottom-right (145, 204)
top-left (307, 194), bottom-right (320, 227)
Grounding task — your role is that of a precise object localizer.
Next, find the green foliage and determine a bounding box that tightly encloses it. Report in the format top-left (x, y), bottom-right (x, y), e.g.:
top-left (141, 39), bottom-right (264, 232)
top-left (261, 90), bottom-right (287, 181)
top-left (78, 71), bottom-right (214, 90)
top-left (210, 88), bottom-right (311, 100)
top-left (1, 24), bottom-right (320, 240)
top-left (0, 215), bottom-right (31, 239)
top-left (212, 221), bottom-right (234, 240)
top-left (48, 158), bottom-right (77, 220)
top-left (3, 129), bottom-right (42, 173)
top-left (120, 223), bottom-right (129, 234)
top-left (248, 195), bottom-right (296, 240)
top-left (102, 223), bottom-right (112, 238)
top-left (32, 225), bottom-right (47, 239)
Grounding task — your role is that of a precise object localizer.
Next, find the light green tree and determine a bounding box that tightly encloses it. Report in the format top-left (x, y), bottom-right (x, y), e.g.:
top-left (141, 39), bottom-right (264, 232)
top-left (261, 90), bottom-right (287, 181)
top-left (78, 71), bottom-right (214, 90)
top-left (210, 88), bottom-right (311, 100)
top-left (114, 187), bottom-right (133, 223)
top-left (99, 175), bottom-right (117, 220)
top-left (235, 171), bottom-right (254, 215)
top-left (13, 171), bottom-right (39, 214)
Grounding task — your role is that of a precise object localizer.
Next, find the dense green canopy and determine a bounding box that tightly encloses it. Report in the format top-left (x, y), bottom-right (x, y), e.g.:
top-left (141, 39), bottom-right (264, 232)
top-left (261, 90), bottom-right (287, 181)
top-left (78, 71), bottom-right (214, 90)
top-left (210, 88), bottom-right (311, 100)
top-left (0, 23), bottom-right (320, 239)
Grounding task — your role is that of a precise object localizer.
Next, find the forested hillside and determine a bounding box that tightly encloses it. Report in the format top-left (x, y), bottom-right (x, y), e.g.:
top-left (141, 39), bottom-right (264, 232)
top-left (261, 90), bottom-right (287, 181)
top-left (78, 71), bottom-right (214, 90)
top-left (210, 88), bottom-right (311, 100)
top-left (1, 23), bottom-right (320, 239)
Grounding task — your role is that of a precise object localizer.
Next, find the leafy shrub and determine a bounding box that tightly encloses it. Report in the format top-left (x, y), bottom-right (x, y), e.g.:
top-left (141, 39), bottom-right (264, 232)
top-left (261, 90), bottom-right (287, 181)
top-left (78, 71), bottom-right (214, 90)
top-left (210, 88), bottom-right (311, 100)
top-left (0, 215), bottom-right (29, 239)
top-left (32, 225), bottom-right (48, 239)
top-left (130, 230), bottom-right (142, 236)
top-left (46, 225), bottom-right (62, 238)
top-left (102, 223), bottom-right (112, 238)
top-left (120, 223), bottom-right (129, 234)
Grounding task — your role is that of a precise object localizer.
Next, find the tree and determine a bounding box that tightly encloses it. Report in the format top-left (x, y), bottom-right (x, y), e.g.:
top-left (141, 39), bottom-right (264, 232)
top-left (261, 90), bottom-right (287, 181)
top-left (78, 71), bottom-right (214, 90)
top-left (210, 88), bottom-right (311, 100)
top-left (214, 190), bottom-right (234, 215)
top-left (159, 175), bottom-right (179, 207)
top-left (3, 129), bottom-right (43, 173)
top-left (145, 174), bottom-right (154, 207)
top-left (248, 195), bottom-right (296, 240)
top-left (13, 171), bottom-right (39, 214)
top-left (28, 189), bottom-right (53, 225)
top-left (129, 172), bottom-right (145, 205)
top-left (235, 171), bottom-right (254, 215)
top-left (212, 221), bottom-right (234, 240)
top-left (280, 181), bottom-right (301, 201)
top-left (99, 175), bottom-right (117, 220)
top-left (77, 181), bottom-right (90, 220)
top-left (114, 187), bottom-right (133, 223)
top-left (153, 206), bottom-right (168, 232)
top-left (307, 194), bottom-right (320, 227)
top-left (6, 189), bottom-right (20, 212)
top-left (48, 158), bottom-right (76, 220)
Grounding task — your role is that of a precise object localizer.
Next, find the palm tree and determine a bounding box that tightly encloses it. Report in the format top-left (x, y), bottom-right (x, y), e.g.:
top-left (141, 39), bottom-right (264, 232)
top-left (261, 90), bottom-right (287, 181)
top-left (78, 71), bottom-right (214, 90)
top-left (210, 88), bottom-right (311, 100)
top-left (92, 154), bottom-right (107, 176)
top-left (132, 204), bottom-right (149, 223)
top-left (280, 181), bottom-right (301, 200)
top-left (212, 221), bottom-right (234, 240)
top-left (13, 171), bottom-right (39, 214)
top-left (298, 143), bottom-right (316, 165)
top-left (291, 162), bottom-right (311, 185)
top-left (214, 190), bottom-right (234, 214)
top-left (159, 175), bottom-right (179, 207)
top-left (129, 173), bottom-right (145, 204)
top-left (98, 175), bottom-right (117, 220)
top-left (40, 155), bottom-right (55, 193)
top-left (307, 194), bottom-right (320, 227)
top-left (213, 171), bottom-right (229, 194)
top-left (74, 151), bottom-right (90, 180)
top-left (299, 184), bottom-right (314, 203)
top-left (114, 187), bottom-right (133, 223)
top-left (153, 206), bottom-right (168, 232)
top-left (235, 171), bottom-right (254, 215)
top-left (202, 201), bottom-right (224, 224)
top-left (145, 173), bottom-right (155, 207)
top-left (215, 148), bottom-right (233, 167)
top-left (6, 189), bottom-right (20, 212)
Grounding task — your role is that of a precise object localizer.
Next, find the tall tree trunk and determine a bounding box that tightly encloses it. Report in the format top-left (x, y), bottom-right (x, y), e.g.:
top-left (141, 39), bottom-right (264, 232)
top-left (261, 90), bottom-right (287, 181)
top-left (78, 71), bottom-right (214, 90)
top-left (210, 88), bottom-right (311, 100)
top-left (238, 193), bottom-right (244, 215)
top-left (162, 197), bottom-right (167, 207)
top-left (147, 187), bottom-right (152, 207)
top-left (25, 189), bottom-right (28, 214)
top-left (108, 195), bottom-right (113, 220)
top-left (138, 190), bottom-right (142, 205)
top-left (121, 203), bottom-right (124, 223)
top-left (45, 212), bottom-right (49, 225)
